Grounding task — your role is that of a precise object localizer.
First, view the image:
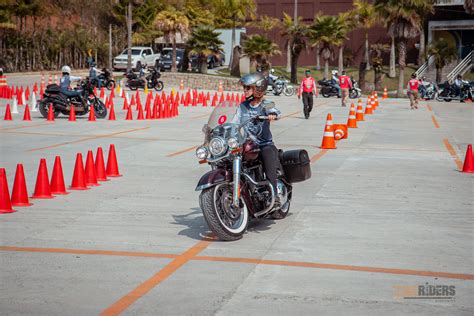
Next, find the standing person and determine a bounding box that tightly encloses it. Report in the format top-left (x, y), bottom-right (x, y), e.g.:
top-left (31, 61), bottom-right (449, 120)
top-left (338, 70), bottom-right (352, 107)
top-left (298, 70), bottom-right (318, 119)
top-left (89, 62), bottom-right (102, 89)
top-left (407, 73), bottom-right (419, 109)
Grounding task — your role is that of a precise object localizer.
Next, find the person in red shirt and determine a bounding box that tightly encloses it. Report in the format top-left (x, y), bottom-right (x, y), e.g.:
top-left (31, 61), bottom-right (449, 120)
top-left (338, 70), bottom-right (352, 107)
top-left (407, 73), bottom-right (420, 109)
top-left (298, 70), bottom-right (318, 119)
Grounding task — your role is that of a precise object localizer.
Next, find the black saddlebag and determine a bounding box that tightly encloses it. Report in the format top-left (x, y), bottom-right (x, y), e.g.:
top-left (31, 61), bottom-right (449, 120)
top-left (280, 149), bottom-right (311, 183)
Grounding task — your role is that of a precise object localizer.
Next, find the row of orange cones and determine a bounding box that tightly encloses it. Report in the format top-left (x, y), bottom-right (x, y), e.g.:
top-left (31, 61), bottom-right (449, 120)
top-left (0, 144), bottom-right (121, 214)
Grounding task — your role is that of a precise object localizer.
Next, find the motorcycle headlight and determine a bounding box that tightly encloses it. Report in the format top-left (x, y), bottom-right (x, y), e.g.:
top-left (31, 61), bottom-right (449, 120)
top-left (227, 137), bottom-right (239, 149)
top-left (196, 146), bottom-right (208, 160)
top-left (209, 137), bottom-right (227, 156)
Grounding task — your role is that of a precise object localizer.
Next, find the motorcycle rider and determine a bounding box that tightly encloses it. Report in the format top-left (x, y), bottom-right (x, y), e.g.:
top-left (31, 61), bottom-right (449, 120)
top-left (330, 70), bottom-right (341, 97)
top-left (338, 70), bottom-right (352, 107)
top-left (60, 65), bottom-right (83, 104)
top-left (89, 62), bottom-right (102, 89)
top-left (268, 69), bottom-right (279, 90)
top-left (418, 76), bottom-right (427, 99)
top-left (232, 72), bottom-right (281, 203)
top-left (298, 70), bottom-right (317, 119)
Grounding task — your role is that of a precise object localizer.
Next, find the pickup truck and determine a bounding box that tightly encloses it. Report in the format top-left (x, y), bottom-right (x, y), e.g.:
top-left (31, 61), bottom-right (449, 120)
top-left (113, 46), bottom-right (160, 71)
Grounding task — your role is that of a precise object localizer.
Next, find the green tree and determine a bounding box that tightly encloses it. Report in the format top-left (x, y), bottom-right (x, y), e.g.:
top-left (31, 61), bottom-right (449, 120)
top-left (247, 15), bottom-right (281, 31)
top-left (281, 13), bottom-right (307, 84)
top-left (154, 8), bottom-right (190, 72)
top-left (414, 1), bottom-right (434, 66)
top-left (308, 14), bottom-right (343, 79)
top-left (370, 43), bottom-right (390, 90)
top-left (335, 12), bottom-right (353, 74)
top-left (375, 0), bottom-right (425, 97)
top-left (242, 34), bottom-right (281, 72)
top-left (187, 25), bottom-right (224, 74)
top-left (214, 0), bottom-right (256, 74)
top-left (427, 38), bottom-right (458, 84)
top-left (353, 0), bottom-right (378, 71)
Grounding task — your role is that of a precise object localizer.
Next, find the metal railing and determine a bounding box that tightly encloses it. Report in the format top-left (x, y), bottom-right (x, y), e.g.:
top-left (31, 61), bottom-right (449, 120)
top-left (447, 51), bottom-right (474, 82)
top-left (414, 55), bottom-right (435, 78)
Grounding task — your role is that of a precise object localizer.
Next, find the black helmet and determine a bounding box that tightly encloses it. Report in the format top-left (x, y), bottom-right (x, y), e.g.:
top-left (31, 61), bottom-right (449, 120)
top-left (239, 72), bottom-right (268, 95)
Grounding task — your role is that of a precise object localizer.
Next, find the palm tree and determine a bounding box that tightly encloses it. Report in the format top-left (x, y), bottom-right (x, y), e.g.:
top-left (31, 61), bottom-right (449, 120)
top-left (428, 38), bottom-right (458, 84)
top-left (187, 26), bottom-right (224, 74)
top-left (370, 43), bottom-right (390, 90)
top-left (336, 12), bottom-right (354, 74)
top-left (281, 13), bottom-right (307, 84)
top-left (308, 14), bottom-right (342, 80)
top-left (414, 1), bottom-right (434, 66)
top-left (247, 15), bottom-right (281, 31)
top-left (375, 0), bottom-right (425, 97)
top-left (353, 0), bottom-right (378, 71)
top-left (242, 34), bottom-right (281, 72)
top-left (154, 8), bottom-right (190, 72)
top-left (214, 0), bottom-right (256, 73)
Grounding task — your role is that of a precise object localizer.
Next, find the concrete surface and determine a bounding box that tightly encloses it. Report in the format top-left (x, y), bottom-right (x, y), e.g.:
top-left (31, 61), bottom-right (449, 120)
top-left (0, 76), bottom-right (473, 315)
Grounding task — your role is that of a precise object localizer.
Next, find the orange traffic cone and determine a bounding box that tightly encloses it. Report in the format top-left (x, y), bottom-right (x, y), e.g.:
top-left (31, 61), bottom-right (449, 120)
top-left (374, 93), bottom-right (379, 109)
top-left (85, 150), bottom-right (100, 186)
top-left (365, 97), bottom-right (373, 115)
top-left (333, 124), bottom-right (348, 140)
top-left (68, 105), bottom-right (76, 121)
top-left (0, 168), bottom-right (17, 213)
top-left (383, 87), bottom-right (388, 99)
top-left (11, 164), bottom-right (33, 206)
top-left (218, 81), bottom-right (223, 93)
top-left (95, 147), bottom-right (109, 181)
top-left (108, 103), bottom-right (116, 121)
top-left (50, 156), bottom-right (69, 195)
top-left (320, 113), bottom-right (336, 149)
top-left (125, 106), bottom-right (133, 120)
top-left (356, 99), bottom-right (364, 121)
top-left (179, 79), bottom-right (184, 90)
top-left (106, 144), bottom-right (122, 177)
top-left (31, 159), bottom-right (55, 199)
top-left (4, 104), bottom-right (13, 121)
top-left (347, 103), bottom-right (358, 128)
top-left (462, 144), bottom-right (474, 173)
top-left (88, 106), bottom-right (96, 121)
top-left (47, 104), bottom-right (55, 121)
top-left (23, 105), bottom-right (31, 121)
top-left (137, 104), bottom-right (144, 120)
top-left (70, 153), bottom-right (89, 190)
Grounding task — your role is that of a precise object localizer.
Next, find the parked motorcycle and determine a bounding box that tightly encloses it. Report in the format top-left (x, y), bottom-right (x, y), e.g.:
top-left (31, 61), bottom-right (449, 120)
top-left (90, 68), bottom-right (115, 90)
top-left (419, 81), bottom-right (437, 100)
top-left (124, 68), bottom-right (164, 91)
top-left (436, 81), bottom-right (473, 102)
top-left (195, 101), bottom-right (311, 241)
top-left (37, 79), bottom-right (107, 119)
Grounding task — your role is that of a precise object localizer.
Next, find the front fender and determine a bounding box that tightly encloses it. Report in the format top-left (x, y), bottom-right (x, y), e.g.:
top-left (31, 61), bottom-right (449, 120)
top-left (195, 169), bottom-right (232, 191)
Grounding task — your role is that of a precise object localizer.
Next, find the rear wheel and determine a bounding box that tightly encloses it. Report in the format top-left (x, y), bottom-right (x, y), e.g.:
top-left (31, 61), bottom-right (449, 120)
top-left (38, 100), bottom-right (60, 118)
top-left (154, 81), bottom-right (164, 91)
top-left (283, 86), bottom-right (295, 97)
top-left (93, 99), bottom-right (107, 118)
top-left (106, 80), bottom-right (115, 90)
top-left (200, 184), bottom-right (249, 241)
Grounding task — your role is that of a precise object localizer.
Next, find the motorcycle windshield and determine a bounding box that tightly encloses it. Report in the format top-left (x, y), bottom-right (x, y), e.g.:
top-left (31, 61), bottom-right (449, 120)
top-left (202, 101), bottom-right (240, 145)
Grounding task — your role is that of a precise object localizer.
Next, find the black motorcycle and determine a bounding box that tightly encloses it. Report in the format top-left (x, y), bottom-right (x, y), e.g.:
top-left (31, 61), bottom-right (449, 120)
top-left (91, 68), bottom-right (115, 90)
top-left (436, 81), bottom-right (473, 102)
top-left (124, 68), bottom-right (164, 91)
top-left (195, 101), bottom-right (311, 241)
top-left (318, 78), bottom-right (361, 99)
top-left (37, 79), bottom-right (107, 119)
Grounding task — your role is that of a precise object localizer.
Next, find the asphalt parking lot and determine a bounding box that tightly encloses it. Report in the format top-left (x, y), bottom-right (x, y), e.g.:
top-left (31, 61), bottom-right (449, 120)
top-left (0, 75), bottom-right (473, 315)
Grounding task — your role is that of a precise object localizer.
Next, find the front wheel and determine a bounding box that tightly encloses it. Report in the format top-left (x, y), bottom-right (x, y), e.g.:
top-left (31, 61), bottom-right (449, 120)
top-left (93, 99), bottom-right (107, 118)
top-left (106, 80), bottom-right (115, 90)
top-left (154, 80), bottom-right (164, 91)
top-left (200, 184), bottom-right (249, 241)
top-left (283, 85), bottom-right (295, 97)
top-left (349, 89), bottom-right (359, 99)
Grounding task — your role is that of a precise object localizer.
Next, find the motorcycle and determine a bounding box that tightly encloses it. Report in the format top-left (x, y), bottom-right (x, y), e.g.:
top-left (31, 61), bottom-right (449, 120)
top-left (436, 81), bottom-right (473, 102)
top-left (37, 79), bottom-right (107, 119)
top-left (91, 68), bottom-right (115, 90)
top-left (318, 78), bottom-right (361, 99)
top-left (267, 74), bottom-right (295, 96)
top-left (124, 68), bottom-right (164, 91)
top-left (195, 101), bottom-right (312, 241)
top-left (419, 81), bottom-right (437, 100)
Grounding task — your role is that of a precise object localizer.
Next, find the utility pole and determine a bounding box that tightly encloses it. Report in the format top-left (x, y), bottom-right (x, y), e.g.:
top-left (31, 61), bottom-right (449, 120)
top-left (127, 2), bottom-right (132, 71)
top-left (109, 24), bottom-right (113, 70)
top-left (286, 0), bottom-right (297, 73)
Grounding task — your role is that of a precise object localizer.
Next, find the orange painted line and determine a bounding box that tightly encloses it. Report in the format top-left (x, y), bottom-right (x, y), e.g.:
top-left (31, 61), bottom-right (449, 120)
top-left (426, 104), bottom-right (433, 112)
top-left (27, 127), bottom-right (150, 152)
top-left (443, 139), bottom-right (463, 170)
top-left (166, 145), bottom-right (198, 157)
top-left (192, 256), bottom-right (474, 280)
top-left (0, 122), bottom-right (50, 131)
top-left (100, 239), bottom-right (211, 316)
top-left (310, 149), bottom-right (328, 163)
top-left (280, 110), bottom-right (301, 119)
top-left (431, 115), bottom-right (440, 128)
top-left (0, 246), bottom-right (177, 259)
